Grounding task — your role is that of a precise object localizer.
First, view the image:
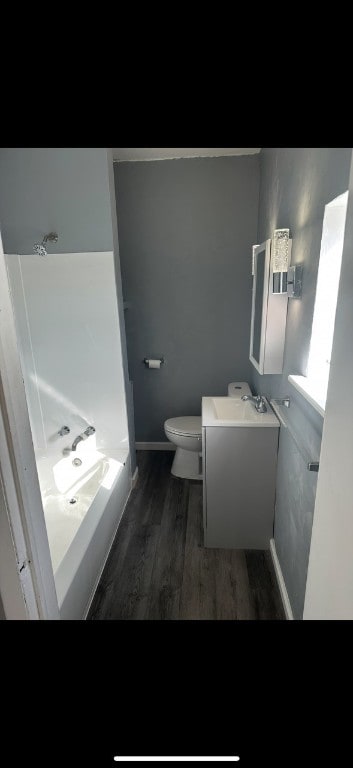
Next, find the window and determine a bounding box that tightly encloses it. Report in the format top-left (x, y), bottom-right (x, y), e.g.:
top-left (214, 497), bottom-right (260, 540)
top-left (289, 191), bottom-right (348, 416)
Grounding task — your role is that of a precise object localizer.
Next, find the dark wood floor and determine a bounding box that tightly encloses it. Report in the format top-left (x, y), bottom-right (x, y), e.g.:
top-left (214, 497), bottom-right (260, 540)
top-left (88, 451), bottom-right (285, 620)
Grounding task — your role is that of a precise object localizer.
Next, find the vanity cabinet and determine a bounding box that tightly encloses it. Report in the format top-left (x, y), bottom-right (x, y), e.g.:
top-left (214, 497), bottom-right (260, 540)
top-left (202, 424), bottom-right (279, 549)
top-left (250, 239), bottom-right (289, 374)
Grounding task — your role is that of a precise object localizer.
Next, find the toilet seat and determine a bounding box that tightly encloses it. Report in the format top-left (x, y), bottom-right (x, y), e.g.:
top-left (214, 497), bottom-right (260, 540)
top-left (164, 416), bottom-right (201, 437)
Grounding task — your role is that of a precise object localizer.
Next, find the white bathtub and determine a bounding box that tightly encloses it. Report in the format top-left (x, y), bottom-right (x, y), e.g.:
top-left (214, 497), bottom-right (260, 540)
top-left (38, 446), bottom-right (131, 619)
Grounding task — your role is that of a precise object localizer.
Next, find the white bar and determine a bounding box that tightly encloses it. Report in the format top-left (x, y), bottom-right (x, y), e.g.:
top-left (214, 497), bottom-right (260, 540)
top-left (114, 759), bottom-right (240, 763)
top-left (269, 538), bottom-right (294, 620)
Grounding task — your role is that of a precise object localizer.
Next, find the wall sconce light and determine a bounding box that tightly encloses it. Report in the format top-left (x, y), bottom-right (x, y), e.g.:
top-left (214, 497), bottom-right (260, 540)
top-left (271, 228), bottom-right (303, 298)
top-left (272, 228), bottom-right (291, 294)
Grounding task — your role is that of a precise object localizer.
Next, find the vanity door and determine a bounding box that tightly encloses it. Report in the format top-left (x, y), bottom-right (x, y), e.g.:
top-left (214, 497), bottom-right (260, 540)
top-left (203, 426), bottom-right (278, 549)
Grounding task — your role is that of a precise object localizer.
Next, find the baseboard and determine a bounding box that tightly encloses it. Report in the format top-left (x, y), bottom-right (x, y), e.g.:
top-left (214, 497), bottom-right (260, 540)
top-left (132, 466), bottom-right (138, 488)
top-left (270, 538), bottom-right (294, 620)
top-left (135, 442), bottom-right (176, 451)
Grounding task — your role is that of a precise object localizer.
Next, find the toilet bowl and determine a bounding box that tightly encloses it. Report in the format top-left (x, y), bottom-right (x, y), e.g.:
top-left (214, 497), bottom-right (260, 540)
top-left (164, 416), bottom-right (202, 480)
top-left (164, 381), bottom-right (251, 480)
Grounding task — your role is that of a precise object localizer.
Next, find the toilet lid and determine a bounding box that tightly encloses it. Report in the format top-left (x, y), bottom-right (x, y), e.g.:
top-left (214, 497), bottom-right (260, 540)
top-left (164, 416), bottom-right (202, 437)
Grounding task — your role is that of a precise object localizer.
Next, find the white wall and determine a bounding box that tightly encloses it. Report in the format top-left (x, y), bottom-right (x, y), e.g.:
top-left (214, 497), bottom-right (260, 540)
top-left (304, 157), bottom-right (353, 619)
top-left (6, 251), bottom-right (129, 497)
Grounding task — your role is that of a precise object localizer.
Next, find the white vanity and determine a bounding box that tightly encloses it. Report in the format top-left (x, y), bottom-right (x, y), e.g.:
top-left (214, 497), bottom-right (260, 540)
top-left (202, 397), bottom-right (279, 549)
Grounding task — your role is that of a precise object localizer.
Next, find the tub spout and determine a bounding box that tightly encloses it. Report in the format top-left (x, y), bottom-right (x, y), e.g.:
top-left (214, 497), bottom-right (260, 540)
top-left (71, 426), bottom-right (95, 451)
top-left (71, 435), bottom-right (84, 451)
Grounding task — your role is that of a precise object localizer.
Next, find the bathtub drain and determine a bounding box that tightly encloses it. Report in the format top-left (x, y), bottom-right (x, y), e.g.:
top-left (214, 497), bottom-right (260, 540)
top-left (68, 497), bottom-right (78, 505)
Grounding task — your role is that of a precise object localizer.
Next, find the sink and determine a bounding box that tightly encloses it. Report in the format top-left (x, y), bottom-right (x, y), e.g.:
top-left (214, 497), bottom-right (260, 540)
top-left (202, 397), bottom-right (279, 428)
top-left (213, 399), bottom-right (247, 420)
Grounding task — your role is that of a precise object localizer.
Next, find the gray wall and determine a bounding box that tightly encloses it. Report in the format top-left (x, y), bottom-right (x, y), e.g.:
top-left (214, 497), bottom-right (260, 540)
top-left (252, 147), bottom-right (352, 618)
top-left (0, 148), bottom-right (113, 253)
top-left (115, 155), bottom-right (259, 441)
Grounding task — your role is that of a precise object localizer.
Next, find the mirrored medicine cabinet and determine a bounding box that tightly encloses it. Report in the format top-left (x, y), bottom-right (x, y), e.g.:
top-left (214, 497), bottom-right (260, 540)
top-left (249, 239), bottom-right (289, 375)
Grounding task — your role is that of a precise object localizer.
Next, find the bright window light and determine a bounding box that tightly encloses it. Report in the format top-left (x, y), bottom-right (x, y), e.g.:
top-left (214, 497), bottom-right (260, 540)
top-left (306, 191), bottom-right (348, 409)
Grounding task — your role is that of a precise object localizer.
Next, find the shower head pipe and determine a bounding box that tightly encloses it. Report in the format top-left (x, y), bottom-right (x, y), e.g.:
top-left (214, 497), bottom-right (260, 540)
top-left (42, 232), bottom-right (58, 245)
top-left (33, 232), bottom-right (58, 256)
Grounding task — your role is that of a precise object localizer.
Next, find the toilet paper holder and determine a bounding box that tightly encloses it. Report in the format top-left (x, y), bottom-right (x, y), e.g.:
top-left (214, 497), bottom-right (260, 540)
top-left (143, 357), bottom-right (165, 367)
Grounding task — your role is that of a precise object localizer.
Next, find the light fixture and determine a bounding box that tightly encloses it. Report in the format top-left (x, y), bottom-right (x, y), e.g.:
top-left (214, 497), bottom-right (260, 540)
top-left (287, 264), bottom-right (303, 298)
top-left (272, 228), bottom-right (291, 294)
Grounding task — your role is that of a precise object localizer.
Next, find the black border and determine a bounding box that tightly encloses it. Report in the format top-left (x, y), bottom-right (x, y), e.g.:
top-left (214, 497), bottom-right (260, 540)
top-left (3, 619), bottom-right (352, 765)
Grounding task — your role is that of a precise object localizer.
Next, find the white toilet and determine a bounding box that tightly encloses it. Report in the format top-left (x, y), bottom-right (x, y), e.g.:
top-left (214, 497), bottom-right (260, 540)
top-left (164, 381), bottom-right (252, 480)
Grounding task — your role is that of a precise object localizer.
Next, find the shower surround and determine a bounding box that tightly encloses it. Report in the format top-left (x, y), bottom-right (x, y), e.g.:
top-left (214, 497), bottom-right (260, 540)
top-left (6, 250), bottom-right (131, 619)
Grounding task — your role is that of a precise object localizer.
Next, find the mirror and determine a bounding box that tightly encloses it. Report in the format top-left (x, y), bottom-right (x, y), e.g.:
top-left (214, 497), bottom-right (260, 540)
top-left (250, 240), bottom-right (271, 372)
top-left (252, 247), bottom-right (266, 364)
top-left (249, 238), bottom-right (288, 375)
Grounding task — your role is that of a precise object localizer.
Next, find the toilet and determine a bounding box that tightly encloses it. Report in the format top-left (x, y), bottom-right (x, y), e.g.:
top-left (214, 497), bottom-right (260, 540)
top-left (164, 381), bottom-right (252, 480)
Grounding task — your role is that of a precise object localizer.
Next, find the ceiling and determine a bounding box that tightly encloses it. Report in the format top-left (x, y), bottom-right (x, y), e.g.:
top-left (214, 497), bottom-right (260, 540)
top-left (112, 148), bottom-right (261, 162)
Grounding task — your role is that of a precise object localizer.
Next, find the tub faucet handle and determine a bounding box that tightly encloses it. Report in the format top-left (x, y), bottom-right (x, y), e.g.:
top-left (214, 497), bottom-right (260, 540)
top-left (84, 426), bottom-right (95, 436)
top-left (58, 426), bottom-right (70, 436)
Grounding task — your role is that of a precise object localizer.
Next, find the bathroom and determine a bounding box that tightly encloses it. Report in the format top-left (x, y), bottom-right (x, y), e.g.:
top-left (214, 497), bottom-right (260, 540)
top-left (0, 147), bottom-right (352, 621)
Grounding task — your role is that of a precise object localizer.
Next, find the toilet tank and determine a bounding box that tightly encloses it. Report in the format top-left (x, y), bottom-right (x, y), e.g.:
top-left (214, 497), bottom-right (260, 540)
top-left (228, 381), bottom-right (252, 398)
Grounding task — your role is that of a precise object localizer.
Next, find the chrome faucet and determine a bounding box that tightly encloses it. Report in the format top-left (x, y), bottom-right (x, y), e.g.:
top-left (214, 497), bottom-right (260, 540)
top-left (241, 394), bottom-right (267, 413)
top-left (71, 425), bottom-right (96, 451)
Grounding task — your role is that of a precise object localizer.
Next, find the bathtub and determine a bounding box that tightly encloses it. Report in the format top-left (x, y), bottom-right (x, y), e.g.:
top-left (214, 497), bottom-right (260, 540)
top-left (38, 446), bottom-right (131, 619)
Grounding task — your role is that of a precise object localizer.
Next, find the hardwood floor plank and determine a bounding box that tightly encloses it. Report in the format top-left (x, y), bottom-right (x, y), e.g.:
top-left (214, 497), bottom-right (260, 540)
top-left (140, 451), bottom-right (173, 526)
top-left (212, 550), bottom-right (237, 620)
top-left (245, 550), bottom-right (285, 620)
top-left (228, 550), bottom-right (256, 620)
top-left (88, 519), bottom-right (137, 620)
top-left (198, 548), bottom-right (217, 620)
top-left (147, 477), bottom-right (189, 620)
top-left (104, 524), bottom-right (160, 620)
top-left (179, 481), bottom-right (203, 619)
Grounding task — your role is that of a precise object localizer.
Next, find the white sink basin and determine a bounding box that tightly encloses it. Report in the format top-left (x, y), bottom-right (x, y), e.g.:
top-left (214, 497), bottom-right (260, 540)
top-left (202, 397), bottom-right (279, 427)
